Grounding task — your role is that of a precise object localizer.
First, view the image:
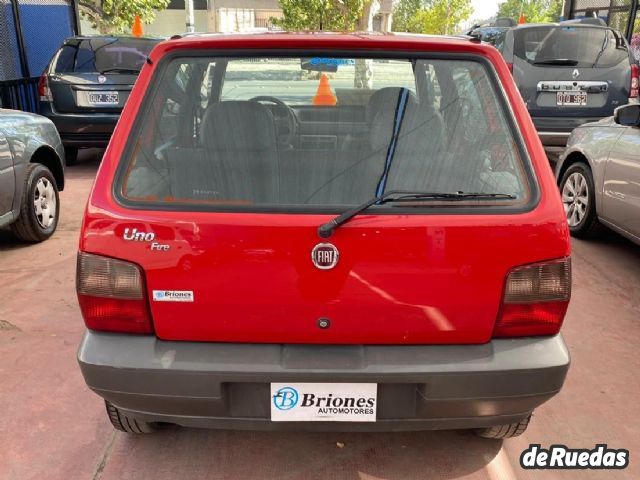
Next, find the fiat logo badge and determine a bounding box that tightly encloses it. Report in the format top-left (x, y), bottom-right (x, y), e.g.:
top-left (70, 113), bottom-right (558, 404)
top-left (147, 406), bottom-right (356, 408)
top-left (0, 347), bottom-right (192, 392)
top-left (311, 243), bottom-right (339, 270)
top-left (98, 75), bottom-right (107, 84)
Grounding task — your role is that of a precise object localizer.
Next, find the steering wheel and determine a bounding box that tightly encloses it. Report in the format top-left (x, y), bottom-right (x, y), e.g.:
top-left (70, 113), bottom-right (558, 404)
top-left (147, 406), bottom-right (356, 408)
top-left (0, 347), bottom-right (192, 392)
top-left (249, 96), bottom-right (297, 147)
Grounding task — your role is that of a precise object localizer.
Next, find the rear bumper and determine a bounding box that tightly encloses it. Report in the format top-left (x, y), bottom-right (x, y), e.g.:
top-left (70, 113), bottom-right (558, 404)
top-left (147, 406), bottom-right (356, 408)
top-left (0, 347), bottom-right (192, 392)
top-left (78, 331), bottom-right (570, 432)
top-left (533, 116), bottom-right (604, 147)
top-left (39, 102), bottom-right (119, 147)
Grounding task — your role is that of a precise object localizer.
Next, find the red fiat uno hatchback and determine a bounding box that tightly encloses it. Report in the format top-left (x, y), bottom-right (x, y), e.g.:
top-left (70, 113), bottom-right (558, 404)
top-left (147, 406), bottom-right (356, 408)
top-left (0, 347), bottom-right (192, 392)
top-left (77, 33), bottom-right (571, 438)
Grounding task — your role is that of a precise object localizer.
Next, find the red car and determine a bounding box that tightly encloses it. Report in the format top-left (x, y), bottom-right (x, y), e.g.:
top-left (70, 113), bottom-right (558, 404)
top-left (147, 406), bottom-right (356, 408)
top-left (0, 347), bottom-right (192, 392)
top-left (77, 33), bottom-right (571, 438)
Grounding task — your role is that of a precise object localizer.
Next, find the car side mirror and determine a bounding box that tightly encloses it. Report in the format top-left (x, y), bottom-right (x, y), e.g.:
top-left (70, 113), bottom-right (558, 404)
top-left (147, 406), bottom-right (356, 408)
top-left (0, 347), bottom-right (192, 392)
top-left (614, 104), bottom-right (640, 127)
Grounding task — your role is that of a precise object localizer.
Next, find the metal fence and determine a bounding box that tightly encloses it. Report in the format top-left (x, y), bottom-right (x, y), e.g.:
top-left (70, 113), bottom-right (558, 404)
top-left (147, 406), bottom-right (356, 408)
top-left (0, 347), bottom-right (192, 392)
top-left (565, 0), bottom-right (638, 40)
top-left (0, 0), bottom-right (77, 112)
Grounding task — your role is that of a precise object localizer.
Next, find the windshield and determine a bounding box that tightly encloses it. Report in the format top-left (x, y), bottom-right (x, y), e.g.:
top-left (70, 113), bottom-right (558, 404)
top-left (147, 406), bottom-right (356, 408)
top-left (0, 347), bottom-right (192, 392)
top-left (54, 38), bottom-right (158, 74)
top-left (513, 26), bottom-right (629, 68)
top-left (118, 54), bottom-right (530, 210)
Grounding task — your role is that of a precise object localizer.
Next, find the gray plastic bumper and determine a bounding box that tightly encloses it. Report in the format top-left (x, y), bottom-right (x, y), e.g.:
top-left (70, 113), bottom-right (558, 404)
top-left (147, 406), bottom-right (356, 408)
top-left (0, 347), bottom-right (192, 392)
top-left (78, 331), bottom-right (570, 432)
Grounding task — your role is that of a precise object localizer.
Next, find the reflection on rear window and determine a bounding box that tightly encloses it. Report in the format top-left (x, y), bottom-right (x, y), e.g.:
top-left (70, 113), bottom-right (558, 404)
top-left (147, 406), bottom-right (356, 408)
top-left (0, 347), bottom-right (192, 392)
top-left (514, 27), bottom-right (629, 68)
top-left (54, 38), bottom-right (158, 74)
top-left (119, 55), bottom-right (530, 210)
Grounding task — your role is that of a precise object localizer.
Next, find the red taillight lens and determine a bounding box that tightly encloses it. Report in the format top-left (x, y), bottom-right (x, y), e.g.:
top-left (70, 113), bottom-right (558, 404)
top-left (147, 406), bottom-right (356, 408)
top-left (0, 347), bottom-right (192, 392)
top-left (494, 258), bottom-right (571, 338)
top-left (76, 252), bottom-right (153, 334)
top-left (38, 74), bottom-right (52, 102)
top-left (630, 64), bottom-right (639, 99)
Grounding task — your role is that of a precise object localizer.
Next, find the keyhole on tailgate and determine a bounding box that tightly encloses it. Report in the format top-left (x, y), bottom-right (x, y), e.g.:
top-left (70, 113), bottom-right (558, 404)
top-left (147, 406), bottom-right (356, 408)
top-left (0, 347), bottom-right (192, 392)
top-left (317, 317), bottom-right (331, 329)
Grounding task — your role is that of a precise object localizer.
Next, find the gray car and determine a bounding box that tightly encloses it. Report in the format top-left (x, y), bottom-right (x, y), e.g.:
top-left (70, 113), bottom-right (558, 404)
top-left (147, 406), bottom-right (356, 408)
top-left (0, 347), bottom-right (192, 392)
top-left (497, 23), bottom-right (638, 152)
top-left (0, 109), bottom-right (65, 242)
top-left (556, 102), bottom-right (640, 244)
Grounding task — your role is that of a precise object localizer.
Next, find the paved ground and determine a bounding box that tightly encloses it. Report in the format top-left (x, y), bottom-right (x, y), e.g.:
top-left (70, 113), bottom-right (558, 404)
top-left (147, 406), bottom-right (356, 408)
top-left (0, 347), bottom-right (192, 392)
top-left (1, 150), bottom-right (639, 480)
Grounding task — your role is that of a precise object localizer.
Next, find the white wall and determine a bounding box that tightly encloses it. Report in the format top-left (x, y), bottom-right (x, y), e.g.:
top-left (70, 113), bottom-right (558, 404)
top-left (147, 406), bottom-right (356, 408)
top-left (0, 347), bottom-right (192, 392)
top-left (79, 9), bottom-right (208, 36)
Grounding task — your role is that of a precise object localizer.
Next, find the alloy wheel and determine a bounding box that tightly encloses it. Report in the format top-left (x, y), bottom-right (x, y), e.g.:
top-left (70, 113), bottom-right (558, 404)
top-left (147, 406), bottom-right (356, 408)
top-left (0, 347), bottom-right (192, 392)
top-left (562, 172), bottom-right (588, 227)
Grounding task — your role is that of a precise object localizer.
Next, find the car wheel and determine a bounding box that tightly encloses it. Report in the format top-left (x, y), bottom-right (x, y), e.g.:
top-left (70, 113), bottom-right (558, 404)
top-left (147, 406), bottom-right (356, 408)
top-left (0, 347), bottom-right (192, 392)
top-left (105, 401), bottom-right (156, 434)
top-left (475, 415), bottom-right (530, 439)
top-left (10, 163), bottom-right (60, 242)
top-left (64, 147), bottom-right (78, 166)
top-left (559, 162), bottom-right (601, 238)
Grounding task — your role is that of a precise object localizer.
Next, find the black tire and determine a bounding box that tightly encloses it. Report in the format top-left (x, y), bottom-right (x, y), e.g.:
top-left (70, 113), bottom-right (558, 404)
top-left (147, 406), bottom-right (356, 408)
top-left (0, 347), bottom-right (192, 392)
top-left (105, 401), bottom-right (156, 434)
top-left (559, 162), bottom-right (602, 238)
top-left (64, 147), bottom-right (78, 166)
top-left (475, 415), bottom-right (531, 439)
top-left (10, 163), bottom-right (60, 242)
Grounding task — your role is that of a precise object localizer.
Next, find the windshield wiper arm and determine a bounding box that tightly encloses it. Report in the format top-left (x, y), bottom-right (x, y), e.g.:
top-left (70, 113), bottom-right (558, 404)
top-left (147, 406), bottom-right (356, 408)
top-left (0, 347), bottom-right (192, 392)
top-left (532, 59), bottom-right (579, 66)
top-left (317, 190), bottom-right (516, 238)
top-left (100, 68), bottom-right (140, 74)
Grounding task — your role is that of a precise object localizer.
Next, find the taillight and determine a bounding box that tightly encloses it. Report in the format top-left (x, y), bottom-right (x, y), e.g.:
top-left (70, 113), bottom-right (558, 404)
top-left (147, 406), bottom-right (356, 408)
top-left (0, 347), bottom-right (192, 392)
top-left (38, 74), bottom-right (52, 102)
top-left (494, 258), bottom-right (571, 338)
top-left (76, 252), bottom-right (153, 334)
top-left (630, 64), bottom-right (639, 99)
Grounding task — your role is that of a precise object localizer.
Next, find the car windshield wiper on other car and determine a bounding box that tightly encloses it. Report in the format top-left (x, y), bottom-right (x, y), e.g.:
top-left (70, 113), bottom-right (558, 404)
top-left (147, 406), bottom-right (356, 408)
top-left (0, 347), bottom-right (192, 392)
top-left (100, 68), bottom-right (141, 74)
top-left (532, 59), bottom-right (579, 66)
top-left (317, 190), bottom-right (516, 238)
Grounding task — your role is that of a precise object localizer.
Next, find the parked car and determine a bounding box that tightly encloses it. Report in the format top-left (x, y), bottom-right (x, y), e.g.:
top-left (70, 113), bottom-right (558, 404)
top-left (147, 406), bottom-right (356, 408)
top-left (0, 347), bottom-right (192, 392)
top-left (39, 35), bottom-right (161, 165)
top-left (464, 17), bottom-right (516, 47)
top-left (495, 22), bottom-right (639, 151)
top-left (76, 33), bottom-right (572, 438)
top-left (0, 109), bottom-right (65, 242)
top-left (557, 102), bottom-right (640, 244)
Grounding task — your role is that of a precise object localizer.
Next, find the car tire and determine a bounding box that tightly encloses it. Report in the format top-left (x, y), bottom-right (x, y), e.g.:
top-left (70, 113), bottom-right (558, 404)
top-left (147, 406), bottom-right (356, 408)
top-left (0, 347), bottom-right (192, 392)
top-left (559, 162), bottom-right (602, 238)
top-left (105, 401), bottom-right (156, 434)
top-left (10, 163), bottom-right (60, 242)
top-left (475, 415), bottom-right (531, 439)
top-left (64, 147), bottom-right (78, 166)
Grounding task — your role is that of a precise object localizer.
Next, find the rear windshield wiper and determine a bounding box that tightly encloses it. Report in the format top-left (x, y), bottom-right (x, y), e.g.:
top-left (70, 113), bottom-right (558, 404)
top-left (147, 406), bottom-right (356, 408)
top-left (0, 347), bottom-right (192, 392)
top-left (317, 190), bottom-right (516, 238)
top-left (100, 68), bottom-right (140, 74)
top-left (532, 59), bottom-right (579, 66)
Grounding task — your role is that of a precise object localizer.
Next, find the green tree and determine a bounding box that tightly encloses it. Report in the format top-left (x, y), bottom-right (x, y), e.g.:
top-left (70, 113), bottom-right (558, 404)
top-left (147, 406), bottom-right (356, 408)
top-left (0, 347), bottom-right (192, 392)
top-left (496, 0), bottom-right (563, 24)
top-left (392, 0), bottom-right (423, 32)
top-left (273, 0), bottom-right (368, 31)
top-left (79, 0), bottom-right (170, 34)
top-left (411, 0), bottom-right (472, 34)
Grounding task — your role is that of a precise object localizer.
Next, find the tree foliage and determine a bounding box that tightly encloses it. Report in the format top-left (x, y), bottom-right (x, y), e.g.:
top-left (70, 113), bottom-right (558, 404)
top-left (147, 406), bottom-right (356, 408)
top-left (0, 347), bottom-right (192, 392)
top-left (273, 0), bottom-right (368, 31)
top-left (392, 0), bottom-right (473, 35)
top-left (79, 0), bottom-right (170, 34)
top-left (391, 0), bottom-right (423, 32)
top-left (496, 0), bottom-right (563, 24)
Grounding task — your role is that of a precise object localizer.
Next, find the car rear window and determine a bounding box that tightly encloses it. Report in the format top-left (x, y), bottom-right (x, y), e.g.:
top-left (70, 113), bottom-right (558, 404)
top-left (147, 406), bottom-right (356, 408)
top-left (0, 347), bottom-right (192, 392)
top-left (118, 54), bottom-right (531, 211)
top-left (513, 26), bottom-right (629, 68)
top-left (54, 38), bottom-right (158, 74)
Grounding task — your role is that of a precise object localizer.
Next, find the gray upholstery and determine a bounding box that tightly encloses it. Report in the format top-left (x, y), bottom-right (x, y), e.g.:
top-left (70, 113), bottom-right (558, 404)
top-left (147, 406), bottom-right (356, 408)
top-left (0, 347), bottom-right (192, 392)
top-left (365, 87), bottom-right (418, 124)
top-left (198, 101), bottom-right (279, 203)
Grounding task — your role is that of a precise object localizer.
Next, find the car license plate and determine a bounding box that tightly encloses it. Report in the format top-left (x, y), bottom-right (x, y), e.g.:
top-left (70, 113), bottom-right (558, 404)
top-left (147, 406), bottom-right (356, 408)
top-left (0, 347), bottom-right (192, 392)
top-left (556, 91), bottom-right (587, 106)
top-left (271, 383), bottom-right (377, 422)
top-left (88, 92), bottom-right (119, 106)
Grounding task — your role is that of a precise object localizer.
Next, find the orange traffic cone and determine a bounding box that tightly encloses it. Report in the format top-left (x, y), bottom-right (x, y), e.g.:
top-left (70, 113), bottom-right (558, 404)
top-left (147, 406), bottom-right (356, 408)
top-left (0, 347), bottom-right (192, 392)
top-left (312, 74), bottom-right (337, 106)
top-left (518, 13), bottom-right (526, 24)
top-left (132, 15), bottom-right (143, 37)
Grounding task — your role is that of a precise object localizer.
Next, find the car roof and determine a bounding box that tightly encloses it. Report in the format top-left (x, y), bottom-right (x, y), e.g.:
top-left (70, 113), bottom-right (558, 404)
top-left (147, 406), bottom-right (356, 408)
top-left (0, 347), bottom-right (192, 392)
top-left (152, 31), bottom-right (491, 57)
top-left (511, 23), bottom-right (613, 30)
top-left (66, 35), bottom-right (164, 42)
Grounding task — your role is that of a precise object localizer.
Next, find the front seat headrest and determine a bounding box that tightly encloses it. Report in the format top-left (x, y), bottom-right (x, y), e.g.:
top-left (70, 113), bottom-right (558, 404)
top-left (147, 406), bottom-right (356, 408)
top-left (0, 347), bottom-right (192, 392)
top-left (201, 101), bottom-right (277, 150)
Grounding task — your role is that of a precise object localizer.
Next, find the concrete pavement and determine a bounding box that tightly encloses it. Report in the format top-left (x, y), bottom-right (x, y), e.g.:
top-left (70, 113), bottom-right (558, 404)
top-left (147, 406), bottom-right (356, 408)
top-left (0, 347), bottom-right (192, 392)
top-left (1, 150), bottom-right (638, 480)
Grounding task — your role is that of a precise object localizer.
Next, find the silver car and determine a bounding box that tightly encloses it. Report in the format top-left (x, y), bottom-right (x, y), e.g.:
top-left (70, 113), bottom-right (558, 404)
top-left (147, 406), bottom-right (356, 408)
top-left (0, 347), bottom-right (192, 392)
top-left (557, 103), bottom-right (640, 244)
top-left (0, 109), bottom-right (65, 242)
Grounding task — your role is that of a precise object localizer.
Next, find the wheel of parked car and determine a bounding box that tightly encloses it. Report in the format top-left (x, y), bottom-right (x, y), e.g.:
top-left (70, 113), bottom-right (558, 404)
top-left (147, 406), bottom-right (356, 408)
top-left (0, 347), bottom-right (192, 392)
top-left (475, 415), bottom-right (530, 439)
top-left (559, 162), bottom-right (601, 238)
top-left (10, 163), bottom-right (60, 242)
top-left (105, 401), bottom-right (156, 434)
top-left (64, 147), bottom-right (78, 166)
